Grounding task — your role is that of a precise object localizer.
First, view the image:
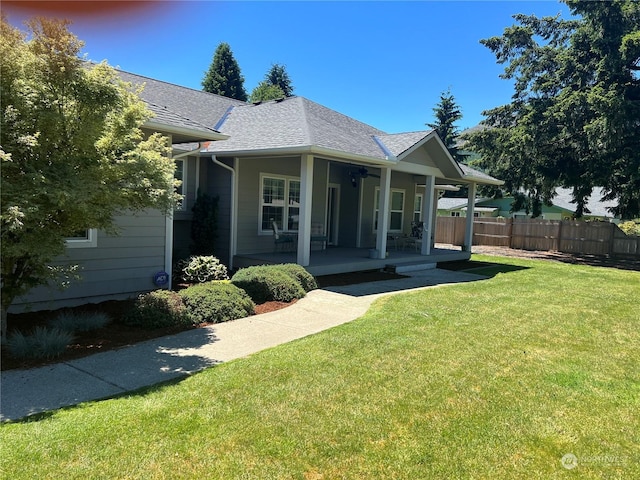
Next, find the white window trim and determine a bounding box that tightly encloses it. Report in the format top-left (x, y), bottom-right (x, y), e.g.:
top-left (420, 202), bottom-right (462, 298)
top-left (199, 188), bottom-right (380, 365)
top-left (259, 173), bottom-right (301, 235)
top-left (373, 187), bottom-right (405, 233)
top-left (174, 158), bottom-right (187, 212)
top-left (65, 228), bottom-right (98, 248)
top-left (414, 193), bottom-right (423, 222)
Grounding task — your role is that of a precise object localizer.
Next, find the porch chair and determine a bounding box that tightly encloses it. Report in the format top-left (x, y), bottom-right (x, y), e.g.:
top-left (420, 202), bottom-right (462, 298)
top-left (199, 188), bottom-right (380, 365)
top-left (403, 221), bottom-right (424, 252)
top-left (272, 220), bottom-right (296, 252)
top-left (311, 222), bottom-right (328, 251)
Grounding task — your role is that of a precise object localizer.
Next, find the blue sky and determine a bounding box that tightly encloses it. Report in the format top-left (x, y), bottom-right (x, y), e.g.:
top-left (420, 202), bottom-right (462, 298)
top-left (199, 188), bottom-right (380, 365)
top-left (5, 1), bottom-right (572, 133)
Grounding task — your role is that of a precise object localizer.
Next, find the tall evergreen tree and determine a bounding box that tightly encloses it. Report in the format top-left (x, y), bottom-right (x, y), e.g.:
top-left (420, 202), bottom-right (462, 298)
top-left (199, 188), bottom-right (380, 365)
top-left (467, 0), bottom-right (640, 219)
top-left (202, 42), bottom-right (247, 101)
top-left (427, 89), bottom-right (463, 161)
top-left (265, 63), bottom-right (294, 97)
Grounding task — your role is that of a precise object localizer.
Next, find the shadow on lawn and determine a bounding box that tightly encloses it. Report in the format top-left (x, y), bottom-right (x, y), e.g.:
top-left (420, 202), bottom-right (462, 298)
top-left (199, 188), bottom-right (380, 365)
top-left (438, 260), bottom-right (529, 278)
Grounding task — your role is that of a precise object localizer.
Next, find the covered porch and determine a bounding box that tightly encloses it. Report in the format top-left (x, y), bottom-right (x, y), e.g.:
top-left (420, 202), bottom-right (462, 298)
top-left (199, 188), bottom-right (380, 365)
top-left (233, 244), bottom-right (469, 276)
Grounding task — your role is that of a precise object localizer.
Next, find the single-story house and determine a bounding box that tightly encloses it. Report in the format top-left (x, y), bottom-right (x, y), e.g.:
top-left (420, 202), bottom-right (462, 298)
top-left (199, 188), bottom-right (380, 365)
top-left (438, 188), bottom-right (618, 221)
top-left (12, 69), bottom-right (502, 312)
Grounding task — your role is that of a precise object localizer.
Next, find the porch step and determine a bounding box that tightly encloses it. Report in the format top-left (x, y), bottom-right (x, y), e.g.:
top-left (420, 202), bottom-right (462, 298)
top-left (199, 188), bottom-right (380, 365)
top-left (387, 262), bottom-right (437, 274)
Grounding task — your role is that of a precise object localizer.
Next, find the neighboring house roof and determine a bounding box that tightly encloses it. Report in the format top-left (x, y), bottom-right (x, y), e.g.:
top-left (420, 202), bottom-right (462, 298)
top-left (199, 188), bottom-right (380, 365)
top-left (438, 197), bottom-right (471, 210)
top-left (552, 187), bottom-right (617, 218)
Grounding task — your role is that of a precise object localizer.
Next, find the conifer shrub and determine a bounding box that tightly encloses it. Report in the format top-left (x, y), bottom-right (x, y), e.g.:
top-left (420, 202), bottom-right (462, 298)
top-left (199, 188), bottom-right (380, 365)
top-left (179, 281), bottom-right (255, 324)
top-left (124, 290), bottom-right (193, 329)
top-left (275, 264), bottom-right (318, 292)
top-left (230, 265), bottom-right (306, 304)
top-left (6, 327), bottom-right (74, 360)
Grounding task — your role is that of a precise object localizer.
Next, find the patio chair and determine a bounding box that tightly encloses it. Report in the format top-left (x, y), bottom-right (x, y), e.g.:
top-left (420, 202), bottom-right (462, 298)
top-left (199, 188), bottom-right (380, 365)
top-left (403, 221), bottom-right (424, 252)
top-left (272, 220), bottom-right (296, 252)
top-left (311, 222), bottom-right (328, 251)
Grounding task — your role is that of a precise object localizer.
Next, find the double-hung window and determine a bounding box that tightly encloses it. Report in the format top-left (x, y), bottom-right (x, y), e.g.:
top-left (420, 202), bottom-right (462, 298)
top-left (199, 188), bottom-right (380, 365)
top-left (65, 229), bottom-right (98, 248)
top-left (413, 193), bottom-right (423, 222)
top-left (260, 175), bottom-right (300, 232)
top-left (373, 188), bottom-right (405, 232)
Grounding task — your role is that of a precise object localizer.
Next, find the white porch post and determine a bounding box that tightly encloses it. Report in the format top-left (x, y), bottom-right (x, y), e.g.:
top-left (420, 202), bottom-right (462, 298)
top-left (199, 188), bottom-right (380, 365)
top-left (463, 182), bottom-right (477, 251)
top-left (375, 167), bottom-right (391, 259)
top-left (297, 154), bottom-right (314, 266)
top-left (421, 175), bottom-right (435, 255)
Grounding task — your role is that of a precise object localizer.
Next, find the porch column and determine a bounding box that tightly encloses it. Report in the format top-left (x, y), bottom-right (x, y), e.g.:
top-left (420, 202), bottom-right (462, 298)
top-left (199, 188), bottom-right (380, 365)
top-left (297, 154), bottom-right (314, 266)
top-left (375, 166), bottom-right (391, 259)
top-left (463, 182), bottom-right (477, 251)
top-left (421, 175), bottom-right (435, 255)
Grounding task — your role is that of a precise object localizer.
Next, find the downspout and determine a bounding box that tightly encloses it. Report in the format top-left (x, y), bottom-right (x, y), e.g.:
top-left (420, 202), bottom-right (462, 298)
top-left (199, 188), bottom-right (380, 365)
top-left (211, 155), bottom-right (236, 270)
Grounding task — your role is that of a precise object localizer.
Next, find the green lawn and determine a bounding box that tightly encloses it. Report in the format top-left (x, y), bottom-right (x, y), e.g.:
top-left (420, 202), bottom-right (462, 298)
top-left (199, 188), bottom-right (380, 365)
top-left (2, 255), bottom-right (638, 479)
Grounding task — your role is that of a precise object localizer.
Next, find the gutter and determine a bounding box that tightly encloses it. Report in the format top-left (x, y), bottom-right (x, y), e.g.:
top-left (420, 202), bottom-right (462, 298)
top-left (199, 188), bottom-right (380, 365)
top-left (211, 155), bottom-right (236, 270)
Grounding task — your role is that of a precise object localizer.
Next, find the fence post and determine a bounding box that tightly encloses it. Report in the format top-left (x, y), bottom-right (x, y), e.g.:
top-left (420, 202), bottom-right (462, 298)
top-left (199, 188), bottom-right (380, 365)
top-left (608, 222), bottom-right (616, 256)
top-left (508, 218), bottom-right (514, 248)
top-left (556, 220), bottom-right (563, 252)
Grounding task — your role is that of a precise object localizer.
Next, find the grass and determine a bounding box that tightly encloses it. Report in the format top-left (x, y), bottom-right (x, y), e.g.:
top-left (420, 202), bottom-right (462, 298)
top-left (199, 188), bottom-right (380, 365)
top-left (1, 255), bottom-right (638, 479)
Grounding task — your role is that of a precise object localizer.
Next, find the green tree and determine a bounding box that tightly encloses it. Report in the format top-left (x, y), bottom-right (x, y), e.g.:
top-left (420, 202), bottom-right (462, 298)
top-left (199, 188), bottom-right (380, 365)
top-left (427, 89), bottom-right (463, 161)
top-left (202, 42), bottom-right (247, 101)
top-left (248, 81), bottom-right (285, 103)
top-left (0, 17), bottom-right (180, 338)
top-left (467, 0), bottom-right (640, 218)
top-left (265, 63), bottom-right (294, 97)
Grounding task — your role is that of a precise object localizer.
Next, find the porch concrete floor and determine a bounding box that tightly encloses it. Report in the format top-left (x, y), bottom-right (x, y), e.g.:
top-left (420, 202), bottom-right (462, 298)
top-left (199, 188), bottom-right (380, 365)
top-left (234, 244), bottom-right (470, 276)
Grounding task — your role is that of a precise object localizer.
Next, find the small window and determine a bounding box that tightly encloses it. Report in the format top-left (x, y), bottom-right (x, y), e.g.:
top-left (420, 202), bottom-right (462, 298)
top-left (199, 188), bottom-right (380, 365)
top-left (174, 159), bottom-right (186, 211)
top-left (66, 229), bottom-right (97, 248)
top-left (451, 212), bottom-right (461, 217)
top-left (473, 212), bottom-right (480, 218)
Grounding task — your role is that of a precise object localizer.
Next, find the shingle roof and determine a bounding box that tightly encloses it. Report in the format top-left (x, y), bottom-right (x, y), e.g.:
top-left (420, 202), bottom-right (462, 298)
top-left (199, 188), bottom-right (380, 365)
top-left (204, 96), bottom-right (390, 160)
top-left (117, 69), bottom-right (244, 129)
top-left (553, 187), bottom-right (617, 217)
top-left (376, 131), bottom-right (434, 157)
top-left (145, 102), bottom-right (224, 139)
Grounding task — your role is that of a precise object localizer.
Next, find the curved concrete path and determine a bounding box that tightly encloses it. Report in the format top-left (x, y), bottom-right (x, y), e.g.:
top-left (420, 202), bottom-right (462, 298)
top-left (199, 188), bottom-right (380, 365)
top-left (0, 268), bottom-right (484, 422)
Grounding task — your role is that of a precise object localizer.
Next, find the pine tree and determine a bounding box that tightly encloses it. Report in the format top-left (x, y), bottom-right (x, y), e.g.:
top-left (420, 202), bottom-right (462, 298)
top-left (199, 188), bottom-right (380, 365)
top-left (202, 42), bottom-right (247, 101)
top-left (265, 63), bottom-right (294, 97)
top-left (427, 89), bottom-right (463, 161)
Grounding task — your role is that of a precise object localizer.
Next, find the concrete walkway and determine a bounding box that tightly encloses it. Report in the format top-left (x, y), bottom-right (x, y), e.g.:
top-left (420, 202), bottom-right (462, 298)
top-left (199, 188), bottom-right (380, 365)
top-left (0, 268), bottom-right (484, 422)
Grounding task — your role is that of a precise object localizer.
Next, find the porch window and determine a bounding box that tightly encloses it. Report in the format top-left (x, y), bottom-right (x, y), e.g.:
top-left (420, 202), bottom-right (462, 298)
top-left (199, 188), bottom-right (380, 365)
top-left (413, 193), bottom-right (423, 222)
top-left (174, 159), bottom-right (186, 211)
top-left (260, 175), bottom-right (300, 232)
top-left (374, 188), bottom-right (405, 232)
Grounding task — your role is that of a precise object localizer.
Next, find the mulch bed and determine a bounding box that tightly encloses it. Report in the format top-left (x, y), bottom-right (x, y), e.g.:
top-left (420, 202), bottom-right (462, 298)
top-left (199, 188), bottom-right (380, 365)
top-left (1, 269), bottom-right (407, 372)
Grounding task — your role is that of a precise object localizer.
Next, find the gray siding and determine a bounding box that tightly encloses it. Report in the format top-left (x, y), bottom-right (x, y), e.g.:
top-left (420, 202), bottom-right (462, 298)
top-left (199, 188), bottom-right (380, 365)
top-left (11, 211), bottom-right (168, 312)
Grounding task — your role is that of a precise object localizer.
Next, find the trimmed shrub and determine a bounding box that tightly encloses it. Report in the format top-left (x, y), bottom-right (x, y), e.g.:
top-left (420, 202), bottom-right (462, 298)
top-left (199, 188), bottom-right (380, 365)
top-left (275, 263), bottom-right (318, 292)
top-left (179, 281), bottom-right (255, 324)
top-left (176, 255), bottom-right (228, 284)
top-left (231, 265), bottom-right (306, 304)
top-left (7, 327), bottom-right (74, 360)
top-left (124, 289), bottom-right (193, 329)
top-left (49, 311), bottom-right (111, 332)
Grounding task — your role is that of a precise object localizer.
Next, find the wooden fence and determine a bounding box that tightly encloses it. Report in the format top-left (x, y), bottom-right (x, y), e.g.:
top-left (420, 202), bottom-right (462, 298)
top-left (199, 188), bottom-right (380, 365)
top-left (435, 217), bottom-right (640, 258)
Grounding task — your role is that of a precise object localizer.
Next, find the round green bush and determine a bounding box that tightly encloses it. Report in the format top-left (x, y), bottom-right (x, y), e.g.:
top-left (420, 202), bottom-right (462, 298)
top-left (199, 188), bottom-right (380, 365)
top-left (275, 264), bottom-right (318, 292)
top-left (230, 265), bottom-right (306, 304)
top-left (179, 281), bottom-right (255, 324)
top-left (124, 289), bottom-right (193, 329)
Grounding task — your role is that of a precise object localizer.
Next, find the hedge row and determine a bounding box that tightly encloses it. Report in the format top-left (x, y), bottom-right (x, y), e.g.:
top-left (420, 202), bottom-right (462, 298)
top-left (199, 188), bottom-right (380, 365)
top-left (125, 264), bottom-right (317, 329)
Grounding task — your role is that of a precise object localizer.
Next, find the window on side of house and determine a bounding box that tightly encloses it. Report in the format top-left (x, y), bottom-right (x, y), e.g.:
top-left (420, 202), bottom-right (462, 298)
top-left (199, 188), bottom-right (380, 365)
top-left (413, 193), bottom-right (423, 222)
top-left (174, 159), bottom-right (186, 211)
top-left (260, 174), bottom-right (301, 233)
top-left (373, 188), bottom-right (405, 232)
top-left (65, 229), bottom-right (98, 248)
top-left (450, 211), bottom-right (461, 217)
